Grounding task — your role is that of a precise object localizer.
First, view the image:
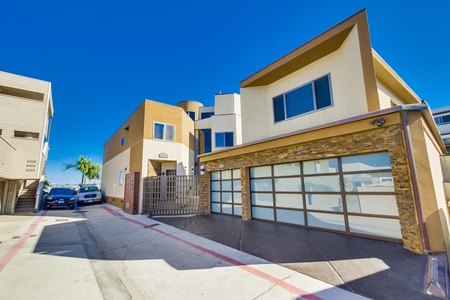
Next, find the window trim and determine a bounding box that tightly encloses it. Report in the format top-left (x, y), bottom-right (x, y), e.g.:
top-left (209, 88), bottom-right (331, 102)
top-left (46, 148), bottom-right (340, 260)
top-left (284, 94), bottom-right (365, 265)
top-left (273, 73), bottom-right (333, 123)
top-left (153, 122), bottom-right (176, 142)
top-left (215, 132), bottom-right (234, 148)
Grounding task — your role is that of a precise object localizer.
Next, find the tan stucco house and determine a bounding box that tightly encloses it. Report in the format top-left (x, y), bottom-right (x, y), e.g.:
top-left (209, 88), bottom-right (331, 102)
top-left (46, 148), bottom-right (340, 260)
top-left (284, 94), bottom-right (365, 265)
top-left (101, 99), bottom-right (202, 210)
top-left (197, 10), bottom-right (450, 255)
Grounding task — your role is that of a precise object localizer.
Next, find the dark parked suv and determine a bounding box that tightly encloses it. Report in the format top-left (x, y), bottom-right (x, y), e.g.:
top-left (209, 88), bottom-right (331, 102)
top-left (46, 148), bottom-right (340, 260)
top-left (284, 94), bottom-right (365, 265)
top-left (44, 188), bottom-right (76, 209)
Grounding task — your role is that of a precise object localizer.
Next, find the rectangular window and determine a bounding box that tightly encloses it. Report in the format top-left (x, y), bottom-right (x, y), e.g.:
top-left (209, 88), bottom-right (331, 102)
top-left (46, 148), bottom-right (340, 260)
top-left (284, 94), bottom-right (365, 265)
top-left (201, 112), bottom-right (214, 119)
top-left (121, 136), bottom-right (126, 146)
top-left (215, 132), bottom-right (234, 148)
top-left (14, 131), bottom-right (39, 139)
top-left (153, 122), bottom-right (175, 142)
top-left (273, 74), bottom-right (332, 123)
top-left (187, 111), bottom-right (195, 120)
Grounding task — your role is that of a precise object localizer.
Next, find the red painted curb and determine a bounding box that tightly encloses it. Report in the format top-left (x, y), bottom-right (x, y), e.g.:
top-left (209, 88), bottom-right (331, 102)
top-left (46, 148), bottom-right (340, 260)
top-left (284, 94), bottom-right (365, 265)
top-left (0, 211), bottom-right (48, 272)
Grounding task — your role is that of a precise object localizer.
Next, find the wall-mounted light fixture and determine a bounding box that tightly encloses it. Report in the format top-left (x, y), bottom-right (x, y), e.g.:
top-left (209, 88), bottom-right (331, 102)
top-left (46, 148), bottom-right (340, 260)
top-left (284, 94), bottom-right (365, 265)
top-left (200, 165), bottom-right (205, 175)
top-left (370, 118), bottom-right (386, 127)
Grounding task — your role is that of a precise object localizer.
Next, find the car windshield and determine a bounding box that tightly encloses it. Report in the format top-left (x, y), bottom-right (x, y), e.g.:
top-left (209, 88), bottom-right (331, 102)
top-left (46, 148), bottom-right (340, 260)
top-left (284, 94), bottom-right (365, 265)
top-left (49, 188), bottom-right (73, 195)
top-left (79, 186), bottom-right (99, 193)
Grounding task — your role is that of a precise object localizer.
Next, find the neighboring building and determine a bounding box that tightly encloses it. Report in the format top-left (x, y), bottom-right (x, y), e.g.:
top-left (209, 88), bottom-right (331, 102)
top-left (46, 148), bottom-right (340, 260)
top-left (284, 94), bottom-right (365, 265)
top-left (0, 71), bottom-right (54, 214)
top-left (432, 105), bottom-right (450, 153)
top-left (101, 100), bottom-right (201, 210)
top-left (196, 93), bottom-right (242, 155)
top-left (197, 10), bottom-right (450, 255)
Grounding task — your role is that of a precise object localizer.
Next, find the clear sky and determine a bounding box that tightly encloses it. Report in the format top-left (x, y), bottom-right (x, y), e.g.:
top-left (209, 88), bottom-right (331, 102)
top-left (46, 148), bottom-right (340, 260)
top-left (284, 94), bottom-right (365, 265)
top-left (1, 0), bottom-right (449, 185)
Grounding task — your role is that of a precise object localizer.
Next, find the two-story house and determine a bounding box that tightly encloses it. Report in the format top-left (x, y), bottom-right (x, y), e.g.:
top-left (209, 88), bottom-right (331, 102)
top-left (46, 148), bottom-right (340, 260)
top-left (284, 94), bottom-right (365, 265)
top-left (0, 71), bottom-right (54, 214)
top-left (197, 10), bottom-right (449, 255)
top-left (101, 99), bottom-right (201, 210)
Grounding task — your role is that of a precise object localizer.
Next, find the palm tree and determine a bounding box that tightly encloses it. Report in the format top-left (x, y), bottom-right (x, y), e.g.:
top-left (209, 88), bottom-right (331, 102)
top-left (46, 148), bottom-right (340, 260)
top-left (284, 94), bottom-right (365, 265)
top-left (62, 156), bottom-right (101, 184)
top-left (86, 162), bottom-right (101, 183)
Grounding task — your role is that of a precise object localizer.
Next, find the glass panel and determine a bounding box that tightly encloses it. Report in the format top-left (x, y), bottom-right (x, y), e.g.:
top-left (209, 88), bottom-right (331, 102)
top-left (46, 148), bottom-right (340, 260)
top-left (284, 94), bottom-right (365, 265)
top-left (273, 95), bottom-right (285, 122)
top-left (315, 75), bottom-right (332, 109)
top-left (250, 166), bottom-right (272, 178)
top-left (252, 207), bottom-right (274, 221)
top-left (342, 152), bottom-right (391, 172)
top-left (211, 171), bottom-right (220, 181)
top-left (211, 192), bottom-right (221, 202)
top-left (165, 124), bottom-right (175, 141)
top-left (221, 170), bottom-right (232, 180)
top-left (222, 204), bottom-right (233, 215)
top-left (234, 205), bottom-right (242, 216)
top-left (304, 175), bottom-right (340, 192)
top-left (273, 162), bottom-right (300, 176)
top-left (222, 192), bottom-right (232, 203)
top-left (303, 158), bottom-right (338, 174)
top-left (276, 209), bottom-right (305, 225)
top-left (234, 192), bottom-right (242, 204)
top-left (274, 178), bottom-right (302, 192)
top-left (201, 129), bottom-right (212, 154)
top-left (275, 194), bottom-right (303, 209)
top-left (211, 203), bottom-right (221, 213)
top-left (343, 172), bottom-right (394, 192)
top-left (306, 194), bottom-right (343, 212)
top-left (307, 212), bottom-right (345, 231)
top-left (211, 181), bottom-right (221, 191)
top-left (251, 193), bottom-right (273, 206)
top-left (233, 180), bottom-right (241, 191)
top-left (154, 123), bottom-right (164, 140)
top-left (215, 133), bottom-right (224, 147)
top-left (285, 84), bottom-right (314, 118)
top-left (222, 181), bottom-right (232, 191)
top-left (232, 169), bottom-right (241, 179)
top-left (348, 216), bottom-right (402, 239)
top-left (346, 195), bottom-right (399, 216)
top-left (225, 132), bottom-right (234, 146)
top-left (251, 179), bottom-right (272, 192)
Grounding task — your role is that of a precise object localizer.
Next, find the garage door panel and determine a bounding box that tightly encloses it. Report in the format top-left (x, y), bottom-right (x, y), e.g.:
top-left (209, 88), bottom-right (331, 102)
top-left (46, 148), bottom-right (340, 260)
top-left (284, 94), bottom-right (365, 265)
top-left (277, 209), bottom-right (304, 225)
top-left (307, 212), bottom-right (346, 231)
top-left (252, 207), bottom-right (274, 221)
top-left (348, 216), bottom-right (402, 239)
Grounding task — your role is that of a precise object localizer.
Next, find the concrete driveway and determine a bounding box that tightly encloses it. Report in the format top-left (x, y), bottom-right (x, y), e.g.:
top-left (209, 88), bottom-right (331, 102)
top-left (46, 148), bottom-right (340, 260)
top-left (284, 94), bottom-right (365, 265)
top-left (153, 213), bottom-right (448, 300)
top-left (0, 204), bottom-right (369, 300)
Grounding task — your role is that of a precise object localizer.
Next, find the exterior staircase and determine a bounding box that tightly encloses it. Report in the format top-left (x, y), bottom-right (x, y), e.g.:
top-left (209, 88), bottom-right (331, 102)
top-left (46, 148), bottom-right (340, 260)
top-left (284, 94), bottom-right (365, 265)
top-left (15, 180), bottom-right (39, 214)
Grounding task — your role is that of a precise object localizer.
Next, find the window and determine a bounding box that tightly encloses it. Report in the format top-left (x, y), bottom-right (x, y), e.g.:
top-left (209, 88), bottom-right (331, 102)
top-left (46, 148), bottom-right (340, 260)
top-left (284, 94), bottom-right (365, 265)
top-left (435, 114), bottom-right (450, 126)
top-left (200, 129), bottom-right (212, 154)
top-left (201, 112), bottom-right (214, 119)
top-left (273, 74), bottom-right (332, 123)
top-left (215, 132), bottom-right (234, 148)
top-left (187, 111), bottom-right (195, 121)
top-left (14, 131), bottom-right (39, 139)
top-left (121, 136), bottom-right (126, 146)
top-left (154, 122), bottom-right (175, 142)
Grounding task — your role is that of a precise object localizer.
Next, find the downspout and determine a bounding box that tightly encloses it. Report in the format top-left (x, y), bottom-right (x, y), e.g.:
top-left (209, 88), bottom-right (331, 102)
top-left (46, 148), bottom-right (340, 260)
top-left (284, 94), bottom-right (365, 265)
top-left (401, 110), bottom-right (430, 252)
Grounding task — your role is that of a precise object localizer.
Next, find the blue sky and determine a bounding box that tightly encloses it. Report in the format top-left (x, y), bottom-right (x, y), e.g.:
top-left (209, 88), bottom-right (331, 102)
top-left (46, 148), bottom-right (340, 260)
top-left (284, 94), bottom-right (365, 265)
top-left (1, 1), bottom-right (449, 184)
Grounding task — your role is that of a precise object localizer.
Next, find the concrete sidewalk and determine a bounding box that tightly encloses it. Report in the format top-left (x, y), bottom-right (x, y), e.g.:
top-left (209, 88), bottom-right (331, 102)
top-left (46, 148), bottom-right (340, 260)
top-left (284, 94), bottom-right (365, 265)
top-left (153, 213), bottom-right (448, 300)
top-left (0, 204), bottom-right (369, 300)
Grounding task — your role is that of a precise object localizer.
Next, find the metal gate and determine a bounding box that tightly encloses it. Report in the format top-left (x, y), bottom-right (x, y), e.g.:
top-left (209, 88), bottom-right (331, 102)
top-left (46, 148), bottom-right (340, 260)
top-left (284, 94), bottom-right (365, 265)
top-left (143, 175), bottom-right (199, 216)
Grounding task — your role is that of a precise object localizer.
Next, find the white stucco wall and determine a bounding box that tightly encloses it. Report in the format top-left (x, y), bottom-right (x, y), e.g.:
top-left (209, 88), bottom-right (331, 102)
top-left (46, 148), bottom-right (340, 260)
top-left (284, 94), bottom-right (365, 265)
top-left (377, 80), bottom-right (406, 108)
top-left (101, 148), bottom-right (130, 199)
top-left (241, 25), bottom-right (368, 143)
top-left (142, 139), bottom-right (194, 176)
top-left (425, 134), bottom-right (450, 253)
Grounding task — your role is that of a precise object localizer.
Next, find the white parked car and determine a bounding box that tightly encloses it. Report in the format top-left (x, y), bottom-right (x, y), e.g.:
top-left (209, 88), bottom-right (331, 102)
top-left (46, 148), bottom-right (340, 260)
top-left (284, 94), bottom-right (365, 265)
top-left (76, 185), bottom-right (102, 205)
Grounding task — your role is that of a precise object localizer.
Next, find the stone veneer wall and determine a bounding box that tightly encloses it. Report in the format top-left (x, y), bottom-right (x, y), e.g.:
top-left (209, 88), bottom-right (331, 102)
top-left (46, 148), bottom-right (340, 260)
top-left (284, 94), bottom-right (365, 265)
top-left (199, 124), bottom-right (422, 253)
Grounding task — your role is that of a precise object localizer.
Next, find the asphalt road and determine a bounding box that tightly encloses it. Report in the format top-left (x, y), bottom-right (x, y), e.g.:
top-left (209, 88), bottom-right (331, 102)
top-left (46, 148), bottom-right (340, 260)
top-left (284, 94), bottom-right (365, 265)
top-left (0, 204), bottom-right (368, 300)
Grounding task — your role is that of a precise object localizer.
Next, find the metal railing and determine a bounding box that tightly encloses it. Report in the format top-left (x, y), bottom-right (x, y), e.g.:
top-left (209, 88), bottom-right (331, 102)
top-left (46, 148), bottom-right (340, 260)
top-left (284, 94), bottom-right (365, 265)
top-left (143, 175), bottom-right (199, 216)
